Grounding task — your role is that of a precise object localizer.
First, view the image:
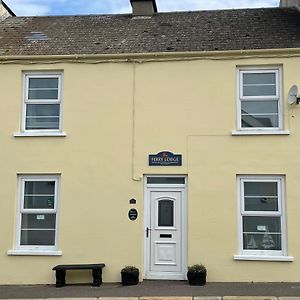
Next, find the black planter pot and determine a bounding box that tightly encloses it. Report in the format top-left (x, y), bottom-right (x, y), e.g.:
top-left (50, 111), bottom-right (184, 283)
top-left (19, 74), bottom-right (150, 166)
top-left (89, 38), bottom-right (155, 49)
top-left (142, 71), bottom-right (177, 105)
top-left (187, 270), bottom-right (207, 286)
top-left (121, 270), bottom-right (139, 286)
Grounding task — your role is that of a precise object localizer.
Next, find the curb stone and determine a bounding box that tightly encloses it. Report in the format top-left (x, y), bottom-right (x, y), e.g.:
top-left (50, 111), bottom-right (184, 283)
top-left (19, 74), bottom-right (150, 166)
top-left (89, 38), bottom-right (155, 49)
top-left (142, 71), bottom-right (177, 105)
top-left (140, 298), bottom-right (192, 300)
top-left (194, 298), bottom-right (223, 300)
top-left (223, 297), bottom-right (277, 300)
top-left (100, 298), bottom-right (139, 300)
top-left (9, 297), bottom-right (300, 300)
top-left (47, 298), bottom-right (97, 300)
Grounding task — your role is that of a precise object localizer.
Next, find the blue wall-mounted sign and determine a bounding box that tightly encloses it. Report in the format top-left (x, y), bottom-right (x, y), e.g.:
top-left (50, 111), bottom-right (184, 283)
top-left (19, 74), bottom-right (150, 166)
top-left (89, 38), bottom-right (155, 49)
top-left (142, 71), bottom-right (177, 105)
top-left (149, 151), bottom-right (182, 166)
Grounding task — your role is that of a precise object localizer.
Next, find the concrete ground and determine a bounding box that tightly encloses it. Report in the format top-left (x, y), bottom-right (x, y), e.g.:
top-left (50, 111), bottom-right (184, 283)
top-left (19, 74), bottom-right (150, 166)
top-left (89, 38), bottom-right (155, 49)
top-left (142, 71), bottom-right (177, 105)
top-left (1, 281), bottom-right (300, 299)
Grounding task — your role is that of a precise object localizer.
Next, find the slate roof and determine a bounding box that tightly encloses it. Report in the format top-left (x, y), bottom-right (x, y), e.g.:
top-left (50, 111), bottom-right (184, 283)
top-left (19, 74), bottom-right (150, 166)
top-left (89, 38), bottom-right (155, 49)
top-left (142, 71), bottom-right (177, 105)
top-left (0, 7), bottom-right (300, 57)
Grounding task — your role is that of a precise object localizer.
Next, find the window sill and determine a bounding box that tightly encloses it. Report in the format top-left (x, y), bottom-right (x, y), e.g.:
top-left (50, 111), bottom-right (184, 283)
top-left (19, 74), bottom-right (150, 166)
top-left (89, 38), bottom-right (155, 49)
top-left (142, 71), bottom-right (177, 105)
top-left (233, 255), bottom-right (294, 262)
top-left (231, 130), bottom-right (290, 136)
top-left (14, 132), bottom-right (66, 137)
top-left (7, 250), bottom-right (62, 256)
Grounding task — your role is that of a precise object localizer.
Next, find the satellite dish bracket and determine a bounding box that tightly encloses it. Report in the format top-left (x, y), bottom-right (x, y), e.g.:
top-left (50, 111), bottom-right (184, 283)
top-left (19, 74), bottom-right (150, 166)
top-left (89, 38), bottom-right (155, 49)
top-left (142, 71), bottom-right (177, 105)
top-left (288, 85), bottom-right (300, 105)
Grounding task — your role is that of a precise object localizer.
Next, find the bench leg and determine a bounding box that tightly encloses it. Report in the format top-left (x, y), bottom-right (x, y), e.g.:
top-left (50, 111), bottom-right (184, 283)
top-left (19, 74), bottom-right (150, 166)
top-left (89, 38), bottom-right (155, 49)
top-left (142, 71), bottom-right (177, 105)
top-left (55, 270), bottom-right (66, 287)
top-left (92, 269), bottom-right (102, 286)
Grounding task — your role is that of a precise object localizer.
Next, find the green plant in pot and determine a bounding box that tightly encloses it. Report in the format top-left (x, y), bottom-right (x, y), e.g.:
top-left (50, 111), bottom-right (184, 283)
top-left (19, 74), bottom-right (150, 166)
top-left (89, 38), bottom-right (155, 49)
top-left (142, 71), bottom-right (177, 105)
top-left (121, 266), bottom-right (139, 286)
top-left (187, 264), bottom-right (207, 285)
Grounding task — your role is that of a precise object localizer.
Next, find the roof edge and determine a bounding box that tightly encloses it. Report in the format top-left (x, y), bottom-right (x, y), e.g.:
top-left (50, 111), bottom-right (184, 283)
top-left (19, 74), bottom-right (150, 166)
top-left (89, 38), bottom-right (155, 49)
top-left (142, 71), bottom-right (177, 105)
top-left (1, 48), bottom-right (300, 63)
top-left (0, 7), bottom-right (289, 19)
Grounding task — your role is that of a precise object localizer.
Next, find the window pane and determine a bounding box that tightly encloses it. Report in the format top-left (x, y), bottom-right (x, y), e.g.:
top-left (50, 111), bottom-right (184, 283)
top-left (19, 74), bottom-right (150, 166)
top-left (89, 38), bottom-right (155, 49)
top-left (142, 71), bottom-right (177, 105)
top-left (26, 117), bottom-right (60, 130)
top-left (243, 85), bottom-right (276, 97)
top-left (26, 104), bottom-right (60, 130)
top-left (25, 181), bottom-right (55, 195)
top-left (243, 233), bottom-right (281, 250)
top-left (244, 197), bottom-right (278, 211)
top-left (24, 196), bottom-right (55, 209)
top-left (27, 104), bottom-right (60, 117)
top-left (241, 100), bottom-right (279, 128)
top-left (147, 177), bottom-right (185, 184)
top-left (28, 89), bottom-right (58, 100)
top-left (28, 78), bottom-right (59, 100)
top-left (241, 101), bottom-right (278, 114)
top-left (29, 78), bottom-right (58, 89)
top-left (158, 200), bottom-right (174, 227)
top-left (243, 216), bottom-right (281, 250)
top-left (243, 73), bottom-right (276, 97)
top-left (20, 229), bottom-right (55, 246)
top-left (244, 182), bottom-right (278, 197)
top-left (243, 73), bottom-right (276, 85)
top-left (243, 216), bottom-right (281, 234)
top-left (21, 214), bottom-right (56, 229)
top-left (241, 114), bottom-right (278, 128)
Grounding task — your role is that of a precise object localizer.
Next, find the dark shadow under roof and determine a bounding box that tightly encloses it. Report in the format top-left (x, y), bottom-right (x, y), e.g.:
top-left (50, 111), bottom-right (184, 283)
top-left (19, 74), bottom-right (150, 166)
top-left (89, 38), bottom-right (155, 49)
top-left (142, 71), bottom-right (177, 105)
top-left (0, 7), bottom-right (300, 57)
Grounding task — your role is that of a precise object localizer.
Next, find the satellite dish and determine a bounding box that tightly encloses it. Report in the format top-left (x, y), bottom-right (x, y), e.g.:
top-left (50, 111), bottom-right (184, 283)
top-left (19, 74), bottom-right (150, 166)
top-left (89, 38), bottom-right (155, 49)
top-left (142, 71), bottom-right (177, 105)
top-left (288, 85), bottom-right (300, 105)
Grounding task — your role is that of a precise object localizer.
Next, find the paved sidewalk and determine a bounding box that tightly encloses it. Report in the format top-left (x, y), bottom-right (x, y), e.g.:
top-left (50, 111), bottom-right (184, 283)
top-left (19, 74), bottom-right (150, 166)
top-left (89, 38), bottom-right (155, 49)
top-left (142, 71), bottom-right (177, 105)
top-left (0, 298), bottom-right (300, 300)
top-left (1, 282), bottom-right (300, 299)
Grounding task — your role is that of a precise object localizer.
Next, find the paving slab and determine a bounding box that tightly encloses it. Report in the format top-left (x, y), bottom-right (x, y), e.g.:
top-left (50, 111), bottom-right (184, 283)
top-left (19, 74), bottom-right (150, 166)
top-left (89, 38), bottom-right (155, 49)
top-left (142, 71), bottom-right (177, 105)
top-left (140, 297), bottom-right (192, 300)
top-left (47, 298), bottom-right (97, 300)
top-left (279, 298), bottom-right (300, 300)
top-left (224, 297), bottom-right (277, 300)
top-left (100, 298), bottom-right (138, 300)
top-left (194, 297), bottom-right (222, 300)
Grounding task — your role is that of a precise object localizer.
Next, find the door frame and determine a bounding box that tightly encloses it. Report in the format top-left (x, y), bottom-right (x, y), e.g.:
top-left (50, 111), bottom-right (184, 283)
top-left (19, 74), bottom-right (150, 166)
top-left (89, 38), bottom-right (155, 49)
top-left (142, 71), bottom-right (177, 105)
top-left (144, 175), bottom-right (188, 280)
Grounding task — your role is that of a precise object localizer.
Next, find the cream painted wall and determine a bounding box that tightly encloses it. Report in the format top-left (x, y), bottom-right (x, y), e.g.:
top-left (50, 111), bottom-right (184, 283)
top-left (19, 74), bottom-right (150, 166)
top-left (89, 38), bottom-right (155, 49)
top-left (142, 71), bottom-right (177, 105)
top-left (0, 55), bottom-right (300, 284)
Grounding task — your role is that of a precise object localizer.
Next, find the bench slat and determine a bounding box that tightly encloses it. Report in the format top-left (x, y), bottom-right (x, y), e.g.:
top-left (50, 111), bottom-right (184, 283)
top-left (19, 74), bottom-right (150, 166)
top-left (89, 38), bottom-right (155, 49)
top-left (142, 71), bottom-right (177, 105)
top-left (53, 263), bottom-right (105, 271)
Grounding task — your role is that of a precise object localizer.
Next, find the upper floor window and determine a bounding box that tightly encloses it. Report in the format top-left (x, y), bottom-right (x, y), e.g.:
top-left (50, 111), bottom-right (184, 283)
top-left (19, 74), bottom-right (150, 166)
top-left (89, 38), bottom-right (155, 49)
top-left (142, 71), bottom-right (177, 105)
top-left (237, 67), bottom-right (282, 131)
top-left (23, 73), bottom-right (63, 132)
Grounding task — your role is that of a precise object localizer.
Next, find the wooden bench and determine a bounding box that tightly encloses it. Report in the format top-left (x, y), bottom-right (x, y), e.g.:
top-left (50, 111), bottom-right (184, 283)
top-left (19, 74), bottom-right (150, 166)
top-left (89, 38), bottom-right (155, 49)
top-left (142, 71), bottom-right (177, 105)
top-left (52, 263), bottom-right (105, 287)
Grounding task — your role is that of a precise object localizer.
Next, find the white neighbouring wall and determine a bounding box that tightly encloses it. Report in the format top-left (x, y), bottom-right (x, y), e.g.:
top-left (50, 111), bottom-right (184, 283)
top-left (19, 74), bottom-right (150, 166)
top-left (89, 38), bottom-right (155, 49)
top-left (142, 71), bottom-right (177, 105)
top-left (0, 0), bottom-right (14, 21)
top-left (280, 0), bottom-right (300, 8)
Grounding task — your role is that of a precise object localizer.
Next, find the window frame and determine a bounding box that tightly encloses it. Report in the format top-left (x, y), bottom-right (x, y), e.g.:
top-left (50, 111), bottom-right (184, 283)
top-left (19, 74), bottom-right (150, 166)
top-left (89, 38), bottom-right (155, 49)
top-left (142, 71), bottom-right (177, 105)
top-left (22, 72), bottom-right (63, 133)
top-left (237, 175), bottom-right (287, 258)
top-left (15, 175), bottom-right (60, 252)
top-left (236, 67), bottom-right (283, 132)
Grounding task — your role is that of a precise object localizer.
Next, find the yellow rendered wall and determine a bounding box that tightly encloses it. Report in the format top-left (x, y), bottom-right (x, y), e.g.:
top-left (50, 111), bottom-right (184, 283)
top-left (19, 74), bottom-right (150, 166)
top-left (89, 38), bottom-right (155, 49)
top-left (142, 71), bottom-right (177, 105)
top-left (0, 55), bottom-right (300, 284)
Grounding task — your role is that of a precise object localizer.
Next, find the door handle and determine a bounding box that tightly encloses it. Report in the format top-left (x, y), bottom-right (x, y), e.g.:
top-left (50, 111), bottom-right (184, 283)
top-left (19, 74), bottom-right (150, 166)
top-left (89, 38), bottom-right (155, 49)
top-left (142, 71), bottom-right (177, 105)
top-left (146, 227), bottom-right (152, 238)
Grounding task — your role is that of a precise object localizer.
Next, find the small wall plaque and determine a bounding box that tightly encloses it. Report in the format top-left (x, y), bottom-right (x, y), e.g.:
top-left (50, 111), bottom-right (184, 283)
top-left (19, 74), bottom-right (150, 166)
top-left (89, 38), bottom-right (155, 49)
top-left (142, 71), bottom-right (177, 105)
top-left (128, 209), bottom-right (138, 221)
top-left (149, 151), bottom-right (182, 166)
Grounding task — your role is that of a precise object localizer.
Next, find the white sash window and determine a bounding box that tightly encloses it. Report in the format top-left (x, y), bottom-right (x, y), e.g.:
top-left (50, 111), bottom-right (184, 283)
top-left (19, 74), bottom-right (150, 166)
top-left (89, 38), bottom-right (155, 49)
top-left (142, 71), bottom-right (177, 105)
top-left (237, 67), bottom-right (282, 132)
top-left (236, 175), bottom-right (292, 261)
top-left (16, 175), bottom-right (60, 252)
top-left (23, 73), bottom-right (63, 132)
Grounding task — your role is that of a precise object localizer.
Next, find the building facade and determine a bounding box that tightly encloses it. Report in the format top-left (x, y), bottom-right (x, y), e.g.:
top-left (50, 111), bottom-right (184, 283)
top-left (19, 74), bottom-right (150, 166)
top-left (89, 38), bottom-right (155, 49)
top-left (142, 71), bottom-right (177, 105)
top-left (1, 0), bottom-right (300, 285)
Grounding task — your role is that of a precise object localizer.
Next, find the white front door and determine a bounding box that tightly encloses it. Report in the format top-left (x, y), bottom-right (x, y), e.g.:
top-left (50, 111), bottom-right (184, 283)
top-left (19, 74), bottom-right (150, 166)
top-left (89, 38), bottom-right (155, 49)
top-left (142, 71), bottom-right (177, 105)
top-left (145, 176), bottom-right (187, 280)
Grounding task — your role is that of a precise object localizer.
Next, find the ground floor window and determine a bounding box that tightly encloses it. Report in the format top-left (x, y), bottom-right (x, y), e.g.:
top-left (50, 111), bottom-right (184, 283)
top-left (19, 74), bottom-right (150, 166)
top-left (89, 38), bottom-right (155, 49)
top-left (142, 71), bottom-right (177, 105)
top-left (16, 175), bottom-right (60, 251)
top-left (237, 175), bottom-right (286, 257)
